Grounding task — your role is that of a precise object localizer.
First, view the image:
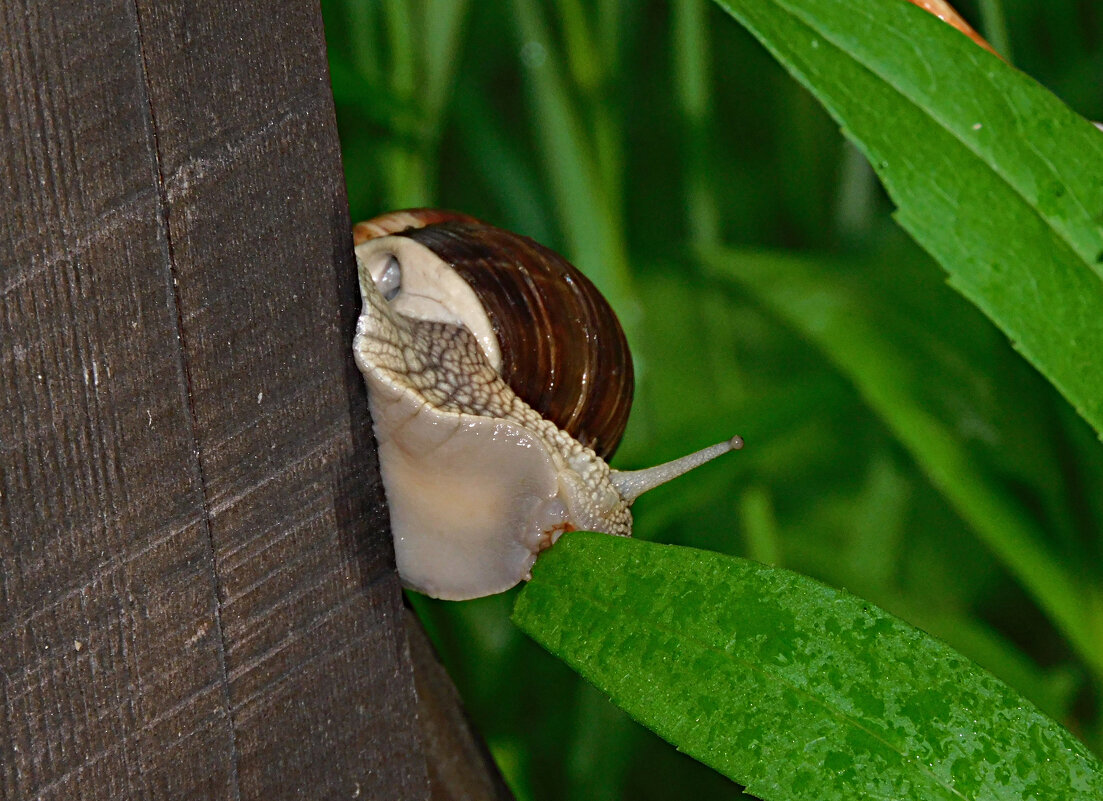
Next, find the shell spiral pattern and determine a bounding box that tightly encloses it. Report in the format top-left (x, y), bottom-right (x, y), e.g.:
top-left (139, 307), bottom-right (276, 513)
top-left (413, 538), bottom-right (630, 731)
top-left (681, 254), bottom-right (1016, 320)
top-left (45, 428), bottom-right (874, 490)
top-left (353, 209), bottom-right (633, 460)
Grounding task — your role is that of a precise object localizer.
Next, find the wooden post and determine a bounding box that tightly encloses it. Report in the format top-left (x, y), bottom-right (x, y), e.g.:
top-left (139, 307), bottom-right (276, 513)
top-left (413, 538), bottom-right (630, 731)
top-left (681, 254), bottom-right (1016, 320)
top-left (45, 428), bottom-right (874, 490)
top-left (0, 2), bottom-right (508, 798)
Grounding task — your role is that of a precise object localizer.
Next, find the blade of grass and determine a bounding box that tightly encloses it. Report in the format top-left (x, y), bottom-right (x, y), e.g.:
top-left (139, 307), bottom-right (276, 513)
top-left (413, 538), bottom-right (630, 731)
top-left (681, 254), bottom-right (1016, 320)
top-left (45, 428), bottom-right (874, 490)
top-left (329, 0), bottom-right (382, 85)
top-left (557, 0), bottom-right (603, 95)
top-left (702, 244), bottom-right (1103, 682)
top-left (511, 0), bottom-right (636, 327)
top-left (833, 141), bottom-right (878, 241)
top-left (379, 0), bottom-right (425, 204)
top-left (451, 81), bottom-right (553, 240)
top-left (977, 0), bottom-right (1013, 61)
top-left (360, 1), bottom-right (470, 207)
top-left (674, 0), bottom-right (721, 248)
top-left (421, 0), bottom-right (471, 124)
top-left (738, 484), bottom-right (782, 565)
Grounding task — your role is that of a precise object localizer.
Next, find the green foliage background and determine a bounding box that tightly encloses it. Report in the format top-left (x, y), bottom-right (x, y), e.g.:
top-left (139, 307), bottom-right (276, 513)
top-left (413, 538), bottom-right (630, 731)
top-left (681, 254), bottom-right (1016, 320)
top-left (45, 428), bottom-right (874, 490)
top-left (322, 1), bottom-right (1103, 797)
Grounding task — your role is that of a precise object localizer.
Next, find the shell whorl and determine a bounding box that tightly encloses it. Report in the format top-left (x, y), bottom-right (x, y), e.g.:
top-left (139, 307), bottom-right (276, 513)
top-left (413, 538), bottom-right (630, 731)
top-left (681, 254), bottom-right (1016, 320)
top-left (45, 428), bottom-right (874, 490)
top-left (353, 209), bottom-right (634, 460)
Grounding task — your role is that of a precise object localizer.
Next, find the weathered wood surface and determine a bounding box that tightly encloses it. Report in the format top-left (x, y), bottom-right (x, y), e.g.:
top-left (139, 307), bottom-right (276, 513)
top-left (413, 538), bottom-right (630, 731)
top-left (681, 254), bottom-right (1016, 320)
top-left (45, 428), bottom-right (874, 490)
top-left (0, 2), bottom-right (499, 798)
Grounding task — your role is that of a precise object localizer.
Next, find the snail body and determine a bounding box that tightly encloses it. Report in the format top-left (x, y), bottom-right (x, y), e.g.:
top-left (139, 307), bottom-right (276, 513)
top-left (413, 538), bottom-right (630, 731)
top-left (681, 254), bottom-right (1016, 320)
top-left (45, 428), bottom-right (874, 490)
top-left (353, 210), bottom-right (740, 600)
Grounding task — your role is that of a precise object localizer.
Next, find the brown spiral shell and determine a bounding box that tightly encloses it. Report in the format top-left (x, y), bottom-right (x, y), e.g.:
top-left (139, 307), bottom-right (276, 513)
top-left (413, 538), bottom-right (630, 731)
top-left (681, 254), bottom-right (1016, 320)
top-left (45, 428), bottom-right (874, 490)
top-left (353, 209), bottom-right (634, 460)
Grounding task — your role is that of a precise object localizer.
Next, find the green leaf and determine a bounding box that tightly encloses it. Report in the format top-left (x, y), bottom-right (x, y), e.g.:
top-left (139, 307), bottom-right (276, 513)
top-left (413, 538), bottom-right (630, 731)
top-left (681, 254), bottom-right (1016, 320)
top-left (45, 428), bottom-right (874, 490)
top-left (513, 532), bottom-right (1103, 800)
top-left (708, 0), bottom-right (1103, 440)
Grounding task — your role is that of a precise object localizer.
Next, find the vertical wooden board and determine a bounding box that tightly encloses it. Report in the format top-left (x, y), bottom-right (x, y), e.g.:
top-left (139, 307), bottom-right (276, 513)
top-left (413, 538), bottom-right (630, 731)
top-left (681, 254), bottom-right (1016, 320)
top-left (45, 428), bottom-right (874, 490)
top-left (0, 1), bottom-right (236, 799)
top-left (131, 1), bottom-right (429, 797)
top-left (2, 0), bottom-right (448, 799)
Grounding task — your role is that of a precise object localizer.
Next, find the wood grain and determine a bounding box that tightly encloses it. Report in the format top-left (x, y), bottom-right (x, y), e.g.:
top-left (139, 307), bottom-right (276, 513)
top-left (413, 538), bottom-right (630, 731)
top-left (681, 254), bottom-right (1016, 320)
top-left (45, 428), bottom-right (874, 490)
top-left (0, 1), bottom-right (444, 798)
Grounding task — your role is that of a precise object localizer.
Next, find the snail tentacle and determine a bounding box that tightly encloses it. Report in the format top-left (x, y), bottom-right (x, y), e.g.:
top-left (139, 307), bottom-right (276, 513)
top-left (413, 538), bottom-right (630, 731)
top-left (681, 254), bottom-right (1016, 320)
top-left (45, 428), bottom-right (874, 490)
top-left (609, 436), bottom-right (744, 503)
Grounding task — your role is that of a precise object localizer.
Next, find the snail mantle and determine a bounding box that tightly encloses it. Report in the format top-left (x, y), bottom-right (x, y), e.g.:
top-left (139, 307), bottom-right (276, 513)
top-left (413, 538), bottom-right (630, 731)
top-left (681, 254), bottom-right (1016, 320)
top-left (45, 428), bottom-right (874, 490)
top-left (352, 209), bottom-right (741, 600)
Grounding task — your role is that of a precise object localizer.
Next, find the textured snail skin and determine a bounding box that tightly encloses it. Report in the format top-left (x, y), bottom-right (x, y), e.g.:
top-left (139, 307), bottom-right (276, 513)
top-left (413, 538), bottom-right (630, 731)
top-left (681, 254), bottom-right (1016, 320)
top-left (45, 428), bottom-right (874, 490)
top-left (353, 237), bottom-right (630, 600)
top-left (352, 210), bottom-right (739, 600)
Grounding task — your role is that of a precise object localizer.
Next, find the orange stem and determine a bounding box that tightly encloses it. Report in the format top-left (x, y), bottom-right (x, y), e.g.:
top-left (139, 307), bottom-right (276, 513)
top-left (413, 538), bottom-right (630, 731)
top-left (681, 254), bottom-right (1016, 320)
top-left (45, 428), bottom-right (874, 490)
top-left (905, 0), bottom-right (1000, 56)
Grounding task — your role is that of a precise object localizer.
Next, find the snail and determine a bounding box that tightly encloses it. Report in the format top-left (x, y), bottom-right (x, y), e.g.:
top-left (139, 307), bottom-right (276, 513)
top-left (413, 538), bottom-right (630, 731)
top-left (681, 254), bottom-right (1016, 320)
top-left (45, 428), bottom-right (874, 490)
top-left (352, 209), bottom-right (741, 600)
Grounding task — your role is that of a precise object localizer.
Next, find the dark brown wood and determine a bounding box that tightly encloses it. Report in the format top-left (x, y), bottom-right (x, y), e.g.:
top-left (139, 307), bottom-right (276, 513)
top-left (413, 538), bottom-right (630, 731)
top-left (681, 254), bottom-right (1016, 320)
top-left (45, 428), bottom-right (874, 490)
top-left (0, 2), bottom-right (504, 799)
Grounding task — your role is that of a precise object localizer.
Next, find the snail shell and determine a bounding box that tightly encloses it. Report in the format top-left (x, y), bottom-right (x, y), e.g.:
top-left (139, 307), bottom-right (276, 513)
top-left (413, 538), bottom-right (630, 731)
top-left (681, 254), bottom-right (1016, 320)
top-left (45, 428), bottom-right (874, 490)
top-left (353, 211), bottom-right (633, 459)
top-left (353, 210), bottom-right (740, 600)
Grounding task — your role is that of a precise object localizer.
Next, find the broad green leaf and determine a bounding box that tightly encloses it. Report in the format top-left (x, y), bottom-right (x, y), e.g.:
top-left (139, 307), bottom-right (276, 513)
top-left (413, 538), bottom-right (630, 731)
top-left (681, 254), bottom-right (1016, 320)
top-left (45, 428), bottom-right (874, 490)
top-left (513, 532), bottom-right (1103, 800)
top-left (708, 0), bottom-right (1103, 440)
